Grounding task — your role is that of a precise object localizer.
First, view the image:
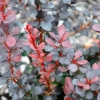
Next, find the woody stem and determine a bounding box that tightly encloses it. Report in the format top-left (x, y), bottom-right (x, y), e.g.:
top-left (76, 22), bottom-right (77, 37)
top-left (69, 22), bottom-right (91, 37)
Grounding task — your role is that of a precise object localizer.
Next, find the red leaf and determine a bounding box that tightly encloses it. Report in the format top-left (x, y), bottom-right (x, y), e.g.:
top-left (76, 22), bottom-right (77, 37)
top-left (32, 28), bottom-right (38, 38)
top-left (38, 42), bottom-right (45, 50)
top-left (58, 66), bottom-right (68, 72)
top-left (62, 41), bottom-right (71, 48)
top-left (77, 60), bottom-right (87, 65)
top-left (74, 50), bottom-right (82, 60)
top-left (29, 54), bottom-right (38, 59)
top-left (7, 36), bottom-right (16, 47)
top-left (12, 55), bottom-right (21, 62)
top-left (46, 38), bottom-right (55, 46)
top-left (58, 25), bottom-right (66, 38)
top-left (92, 24), bottom-right (100, 32)
top-left (49, 32), bottom-right (57, 41)
top-left (63, 77), bottom-right (74, 95)
top-left (16, 70), bottom-right (21, 77)
top-left (61, 32), bottom-right (69, 41)
top-left (45, 53), bottom-right (52, 62)
top-left (92, 63), bottom-right (99, 70)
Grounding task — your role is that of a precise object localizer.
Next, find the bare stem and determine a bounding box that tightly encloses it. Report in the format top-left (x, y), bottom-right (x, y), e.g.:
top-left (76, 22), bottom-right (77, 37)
top-left (69, 22), bottom-right (91, 37)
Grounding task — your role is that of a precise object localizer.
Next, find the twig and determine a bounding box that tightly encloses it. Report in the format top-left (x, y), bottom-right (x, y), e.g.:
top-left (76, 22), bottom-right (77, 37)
top-left (69, 22), bottom-right (91, 37)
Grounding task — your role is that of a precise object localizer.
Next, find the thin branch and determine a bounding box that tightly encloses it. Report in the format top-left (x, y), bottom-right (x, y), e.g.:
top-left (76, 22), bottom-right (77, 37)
top-left (69, 22), bottom-right (91, 37)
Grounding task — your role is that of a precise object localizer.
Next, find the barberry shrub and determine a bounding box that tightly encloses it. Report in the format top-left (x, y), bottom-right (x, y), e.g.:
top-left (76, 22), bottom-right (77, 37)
top-left (0, 0), bottom-right (100, 100)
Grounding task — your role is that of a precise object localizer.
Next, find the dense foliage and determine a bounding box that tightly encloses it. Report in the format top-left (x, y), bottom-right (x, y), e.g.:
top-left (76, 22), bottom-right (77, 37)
top-left (0, 0), bottom-right (100, 100)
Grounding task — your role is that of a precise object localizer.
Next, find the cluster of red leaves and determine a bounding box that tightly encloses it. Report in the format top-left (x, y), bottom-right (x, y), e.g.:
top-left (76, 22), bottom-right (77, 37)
top-left (0, 0), bottom-right (22, 87)
top-left (25, 24), bottom-right (56, 95)
top-left (46, 25), bottom-right (71, 48)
